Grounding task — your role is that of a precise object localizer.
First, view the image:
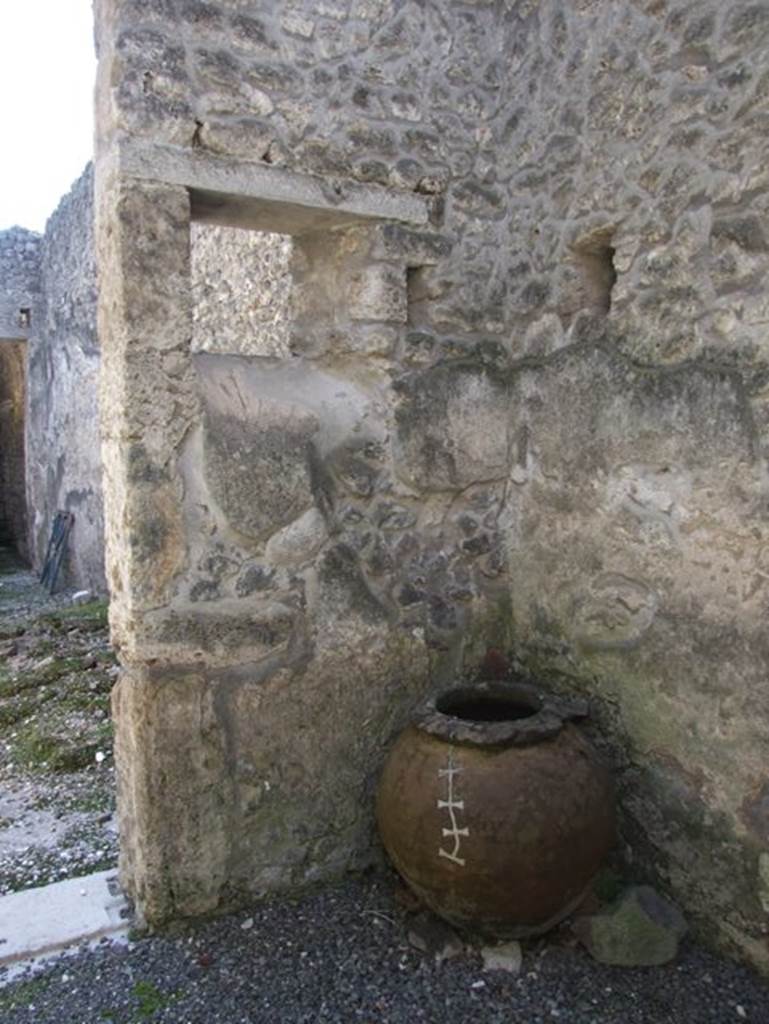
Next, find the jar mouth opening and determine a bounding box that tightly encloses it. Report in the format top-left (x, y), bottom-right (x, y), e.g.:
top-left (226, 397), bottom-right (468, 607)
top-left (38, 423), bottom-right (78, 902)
top-left (415, 681), bottom-right (588, 749)
top-left (435, 686), bottom-right (542, 723)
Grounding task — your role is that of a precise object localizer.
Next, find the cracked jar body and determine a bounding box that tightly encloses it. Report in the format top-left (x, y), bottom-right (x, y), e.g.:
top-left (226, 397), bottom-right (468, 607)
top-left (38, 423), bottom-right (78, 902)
top-left (376, 682), bottom-right (615, 937)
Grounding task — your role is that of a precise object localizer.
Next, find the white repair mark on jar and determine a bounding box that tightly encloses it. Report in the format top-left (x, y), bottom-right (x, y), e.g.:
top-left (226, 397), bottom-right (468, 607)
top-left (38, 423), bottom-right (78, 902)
top-left (437, 753), bottom-right (469, 867)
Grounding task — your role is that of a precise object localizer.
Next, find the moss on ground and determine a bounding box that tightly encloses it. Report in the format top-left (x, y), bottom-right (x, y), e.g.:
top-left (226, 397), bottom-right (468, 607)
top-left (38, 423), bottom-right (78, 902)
top-left (1, 591), bottom-right (114, 773)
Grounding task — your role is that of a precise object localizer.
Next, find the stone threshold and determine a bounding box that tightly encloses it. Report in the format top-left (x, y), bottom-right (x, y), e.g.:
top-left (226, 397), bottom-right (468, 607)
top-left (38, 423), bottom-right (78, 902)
top-left (0, 869), bottom-right (131, 984)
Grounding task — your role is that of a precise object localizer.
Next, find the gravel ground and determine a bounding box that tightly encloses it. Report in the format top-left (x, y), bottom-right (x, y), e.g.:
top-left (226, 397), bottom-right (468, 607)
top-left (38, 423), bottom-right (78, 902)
top-left (0, 769), bottom-right (118, 894)
top-left (0, 548), bottom-right (82, 623)
top-left (0, 547), bottom-right (118, 893)
top-left (1, 872), bottom-right (768, 1024)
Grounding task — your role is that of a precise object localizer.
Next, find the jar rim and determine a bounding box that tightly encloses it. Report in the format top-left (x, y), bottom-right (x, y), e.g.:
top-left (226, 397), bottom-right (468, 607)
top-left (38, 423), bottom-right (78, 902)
top-left (414, 681), bottom-right (588, 749)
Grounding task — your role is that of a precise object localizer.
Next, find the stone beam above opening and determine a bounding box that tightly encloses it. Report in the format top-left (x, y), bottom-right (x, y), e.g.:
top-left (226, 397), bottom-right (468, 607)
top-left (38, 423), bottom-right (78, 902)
top-left (104, 143), bottom-right (430, 235)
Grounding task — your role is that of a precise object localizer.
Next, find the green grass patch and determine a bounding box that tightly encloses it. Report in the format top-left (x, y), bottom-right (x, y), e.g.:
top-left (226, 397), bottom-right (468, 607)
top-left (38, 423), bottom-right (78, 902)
top-left (0, 656), bottom-right (90, 698)
top-left (68, 788), bottom-right (112, 814)
top-left (0, 687), bottom-right (58, 727)
top-left (101, 979), bottom-right (181, 1022)
top-left (28, 638), bottom-right (57, 658)
top-left (0, 623), bottom-right (26, 641)
top-left (0, 972), bottom-right (52, 1010)
top-left (8, 722), bottom-right (105, 772)
top-left (42, 600), bottom-right (109, 629)
top-left (133, 979), bottom-right (177, 1019)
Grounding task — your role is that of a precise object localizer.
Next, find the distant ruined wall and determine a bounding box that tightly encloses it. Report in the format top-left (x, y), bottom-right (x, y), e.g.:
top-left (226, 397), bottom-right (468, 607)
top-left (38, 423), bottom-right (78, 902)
top-left (0, 227), bottom-right (40, 560)
top-left (0, 227), bottom-right (40, 342)
top-left (0, 178), bottom-right (104, 589)
top-left (26, 166), bottom-right (105, 592)
top-left (94, 0), bottom-right (769, 970)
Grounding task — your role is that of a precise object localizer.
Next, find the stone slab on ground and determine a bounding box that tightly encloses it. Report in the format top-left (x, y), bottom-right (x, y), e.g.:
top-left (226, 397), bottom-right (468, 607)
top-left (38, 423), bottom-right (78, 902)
top-left (575, 885), bottom-right (688, 967)
top-left (0, 870), bottom-right (130, 976)
top-left (406, 910), bottom-right (465, 962)
top-left (481, 939), bottom-right (523, 974)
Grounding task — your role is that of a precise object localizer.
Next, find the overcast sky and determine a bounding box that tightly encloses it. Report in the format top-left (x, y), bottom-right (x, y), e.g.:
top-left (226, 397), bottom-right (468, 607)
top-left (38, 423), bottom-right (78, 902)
top-left (0, 1), bottom-right (96, 233)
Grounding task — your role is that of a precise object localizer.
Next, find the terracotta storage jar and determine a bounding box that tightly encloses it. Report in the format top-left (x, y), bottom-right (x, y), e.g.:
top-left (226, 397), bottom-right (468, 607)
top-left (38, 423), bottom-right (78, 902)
top-left (376, 682), bottom-right (614, 937)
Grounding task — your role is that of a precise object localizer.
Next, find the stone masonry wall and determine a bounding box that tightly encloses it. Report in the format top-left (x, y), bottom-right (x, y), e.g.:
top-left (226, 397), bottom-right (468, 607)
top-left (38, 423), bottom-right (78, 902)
top-left (95, 0), bottom-right (769, 970)
top-left (493, 5), bottom-right (769, 971)
top-left (27, 166), bottom-right (105, 592)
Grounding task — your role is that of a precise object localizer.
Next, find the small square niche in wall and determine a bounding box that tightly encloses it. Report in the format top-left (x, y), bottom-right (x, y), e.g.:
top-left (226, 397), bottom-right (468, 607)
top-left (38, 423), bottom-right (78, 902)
top-left (571, 232), bottom-right (617, 315)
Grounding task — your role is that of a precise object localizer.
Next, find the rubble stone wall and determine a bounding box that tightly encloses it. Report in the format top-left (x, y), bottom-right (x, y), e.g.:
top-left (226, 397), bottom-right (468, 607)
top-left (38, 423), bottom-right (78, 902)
top-left (94, 0), bottom-right (769, 970)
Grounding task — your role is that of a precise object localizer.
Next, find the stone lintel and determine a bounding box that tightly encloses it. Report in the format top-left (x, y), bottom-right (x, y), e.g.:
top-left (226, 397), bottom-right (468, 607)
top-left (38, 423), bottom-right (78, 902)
top-left (109, 142), bottom-right (430, 234)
